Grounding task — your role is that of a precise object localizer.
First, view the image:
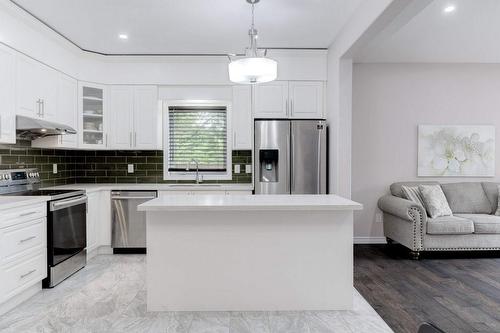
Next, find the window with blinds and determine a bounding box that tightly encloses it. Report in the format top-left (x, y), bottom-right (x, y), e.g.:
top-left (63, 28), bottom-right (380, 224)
top-left (167, 106), bottom-right (228, 172)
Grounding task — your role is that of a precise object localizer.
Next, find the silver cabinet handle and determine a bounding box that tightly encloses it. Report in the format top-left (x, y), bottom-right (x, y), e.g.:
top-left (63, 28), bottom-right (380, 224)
top-left (105, 134), bottom-right (108, 147)
top-left (20, 269), bottom-right (36, 279)
top-left (36, 99), bottom-right (41, 117)
top-left (129, 132), bottom-right (132, 146)
top-left (19, 236), bottom-right (36, 244)
top-left (42, 99), bottom-right (45, 118)
top-left (290, 99), bottom-right (293, 116)
top-left (286, 99), bottom-right (289, 117)
top-left (134, 132), bottom-right (137, 147)
top-left (20, 211), bottom-right (37, 217)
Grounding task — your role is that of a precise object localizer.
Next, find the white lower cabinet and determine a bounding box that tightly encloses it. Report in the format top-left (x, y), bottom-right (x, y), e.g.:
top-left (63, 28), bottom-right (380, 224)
top-left (86, 191), bottom-right (111, 258)
top-left (0, 202), bottom-right (47, 311)
top-left (86, 192), bottom-right (98, 254)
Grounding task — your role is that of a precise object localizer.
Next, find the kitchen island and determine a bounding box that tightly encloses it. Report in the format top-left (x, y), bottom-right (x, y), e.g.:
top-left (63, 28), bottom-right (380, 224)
top-left (138, 194), bottom-right (362, 312)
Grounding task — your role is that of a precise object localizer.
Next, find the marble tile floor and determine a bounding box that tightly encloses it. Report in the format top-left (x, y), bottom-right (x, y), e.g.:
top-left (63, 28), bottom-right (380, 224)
top-left (0, 255), bottom-right (392, 333)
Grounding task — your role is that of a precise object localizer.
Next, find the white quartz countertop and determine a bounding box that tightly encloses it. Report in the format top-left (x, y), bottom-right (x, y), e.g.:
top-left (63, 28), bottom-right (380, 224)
top-left (0, 196), bottom-right (49, 210)
top-left (138, 194), bottom-right (363, 211)
top-left (42, 183), bottom-right (254, 193)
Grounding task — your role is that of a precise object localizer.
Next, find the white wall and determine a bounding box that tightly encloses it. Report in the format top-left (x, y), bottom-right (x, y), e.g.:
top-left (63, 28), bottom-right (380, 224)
top-left (352, 63), bottom-right (500, 240)
top-left (326, 0), bottom-right (399, 198)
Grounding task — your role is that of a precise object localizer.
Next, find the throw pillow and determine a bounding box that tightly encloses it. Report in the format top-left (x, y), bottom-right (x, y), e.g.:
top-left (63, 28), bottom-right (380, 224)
top-left (401, 185), bottom-right (427, 210)
top-left (495, 185), bottom-right (500, 216)
top-left (419, 184), bottom-right (453, 218)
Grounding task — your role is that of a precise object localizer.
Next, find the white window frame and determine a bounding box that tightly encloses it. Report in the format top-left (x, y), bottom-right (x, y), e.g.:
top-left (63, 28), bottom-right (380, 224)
top-left (163, 100), bottom-right (233, 181)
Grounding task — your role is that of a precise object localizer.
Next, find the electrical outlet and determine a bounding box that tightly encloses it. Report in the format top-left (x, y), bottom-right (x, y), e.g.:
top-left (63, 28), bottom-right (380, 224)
top-left (234, 165), bottom-right (241, 174)
top-left (375, 213), bottom-right (383, 223)
top-left (128, 164), bottom-right (134, 173)
top-left (245, 164), bottom-right (252, 174)
top-left (52, 164), bottom-right (57, 174)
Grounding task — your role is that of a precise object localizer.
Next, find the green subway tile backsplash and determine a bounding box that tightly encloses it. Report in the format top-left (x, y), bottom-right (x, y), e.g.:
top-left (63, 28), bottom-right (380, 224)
top-left (0, 139), bottom-right (252, 187)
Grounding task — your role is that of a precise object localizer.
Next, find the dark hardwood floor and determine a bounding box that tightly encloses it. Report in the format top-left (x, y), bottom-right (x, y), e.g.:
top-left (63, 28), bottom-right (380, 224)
top-left (354, 245), bottom-right (500, 333)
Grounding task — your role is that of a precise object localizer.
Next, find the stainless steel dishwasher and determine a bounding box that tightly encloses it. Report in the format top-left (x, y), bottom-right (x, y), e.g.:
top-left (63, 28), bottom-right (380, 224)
top-left (111, 190), bottom-right (157, 254)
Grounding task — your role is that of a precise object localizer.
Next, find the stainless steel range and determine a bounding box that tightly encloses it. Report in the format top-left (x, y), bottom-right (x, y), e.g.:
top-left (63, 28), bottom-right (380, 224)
top-left (0, 168), bottom-right (87, 288)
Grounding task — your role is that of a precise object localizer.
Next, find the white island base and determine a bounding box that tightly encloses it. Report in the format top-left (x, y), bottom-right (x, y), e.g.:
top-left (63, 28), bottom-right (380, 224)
top-left (139, 194), bottom-right (362, 312)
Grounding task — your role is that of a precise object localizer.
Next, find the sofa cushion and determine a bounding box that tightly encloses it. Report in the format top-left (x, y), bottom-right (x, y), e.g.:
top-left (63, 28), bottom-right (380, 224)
top-left (390, 182), bottom-right (439, 198)
top-left (455, 214), bottom-right (500, 234)
top-left (419, 185), bottom-right (452, 218)
top-left (427, 216), bottom-right (474, 235)
top-left (401, 186), bottom-right (426, 209)
top-left (481, 182), bottom-right (500, 214)
top-left (440, 182), bottom-right (491, 214)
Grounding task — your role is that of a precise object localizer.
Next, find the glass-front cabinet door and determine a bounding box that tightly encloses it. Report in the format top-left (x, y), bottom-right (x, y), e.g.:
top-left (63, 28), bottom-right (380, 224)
top-left (78, 82), bottom-right (107, 149)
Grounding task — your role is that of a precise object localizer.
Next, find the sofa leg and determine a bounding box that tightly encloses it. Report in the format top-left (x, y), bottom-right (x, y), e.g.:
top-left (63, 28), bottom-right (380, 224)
top-left (410, 250), bottom-right (421, 260)
top-left (386, 238), bottom-right (394, 245)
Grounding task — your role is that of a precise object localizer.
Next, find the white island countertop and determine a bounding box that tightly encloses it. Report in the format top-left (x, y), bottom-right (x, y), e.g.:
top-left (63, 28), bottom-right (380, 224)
top-left (139, 194), bottom-right (362, 211)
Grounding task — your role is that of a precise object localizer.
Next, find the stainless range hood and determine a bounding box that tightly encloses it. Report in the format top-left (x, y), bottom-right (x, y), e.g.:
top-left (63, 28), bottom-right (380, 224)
top-left (16, 115), bottom-right (77, 139)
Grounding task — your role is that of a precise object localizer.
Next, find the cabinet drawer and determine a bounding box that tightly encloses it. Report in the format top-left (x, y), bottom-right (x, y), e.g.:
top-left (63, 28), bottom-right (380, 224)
top-left (0, 219), bottom-right (45, 263)
top-left (0, 203), bottom-right (46, 228)
top-left (1, 250), bottom-right (46, 302)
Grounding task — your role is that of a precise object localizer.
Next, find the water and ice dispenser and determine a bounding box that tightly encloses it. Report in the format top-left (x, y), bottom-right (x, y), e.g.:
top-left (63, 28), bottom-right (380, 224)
top-left (259, 149), bottom-right (279, 182)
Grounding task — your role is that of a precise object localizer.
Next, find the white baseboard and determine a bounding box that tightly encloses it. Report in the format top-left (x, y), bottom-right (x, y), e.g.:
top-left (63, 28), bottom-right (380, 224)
top-left (354, 237), bottom-right (387, 244)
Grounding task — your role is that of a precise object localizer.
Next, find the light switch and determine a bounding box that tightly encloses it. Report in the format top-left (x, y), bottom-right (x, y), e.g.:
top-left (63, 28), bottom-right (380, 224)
top-left (245, 164), bottom-right (252, 174)
top-left (234, 165), bottom-right (241, 174)
top-left (53, 164), bottom-right (57, 174)
top-left (128, 164), bottom-right (134, 173)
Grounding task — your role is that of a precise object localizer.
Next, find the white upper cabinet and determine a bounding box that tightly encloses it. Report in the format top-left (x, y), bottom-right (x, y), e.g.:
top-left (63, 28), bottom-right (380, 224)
top-left (288, 81), bottom-right (324, 119)
top-left (253, 81), bottom-right (324, 119)
top-left (133, 86), bottom-right (159, 150)
top-left (0, 45), bottom-right (16, 144)
top-left (253, 81), bottom-right (289, 119)
top-left (232, 86), bottom-right (252, 150)
top-left (16, 55), bottom-right (41, 118)
top-left (79, 82), bottom-right (108, 149)
top-left (32, 74), bottom-right (78, 149)
top-left (109, 86), bottom-right (134, 149)
top-left (16, 54), bottom-right (58, 121)
top-left (109, 85), bottom-right (159, 150)
top-left (58, 75), bottom-right (78, 147)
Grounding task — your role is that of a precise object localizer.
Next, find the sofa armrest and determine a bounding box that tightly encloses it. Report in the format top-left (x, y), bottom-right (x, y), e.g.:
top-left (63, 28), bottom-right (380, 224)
top-left (378, 195), bottom-right (426, 224)
top-left (378, 195), bottom-right (427, 251)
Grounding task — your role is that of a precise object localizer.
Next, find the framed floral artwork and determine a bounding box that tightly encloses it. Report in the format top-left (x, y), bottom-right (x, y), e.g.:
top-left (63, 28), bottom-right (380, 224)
top-left (418, 125), bottom-right (495, 177)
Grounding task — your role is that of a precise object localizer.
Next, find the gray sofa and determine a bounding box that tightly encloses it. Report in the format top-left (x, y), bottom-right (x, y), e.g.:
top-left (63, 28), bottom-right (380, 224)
top-left (378, 182), bottom-right (500, 259)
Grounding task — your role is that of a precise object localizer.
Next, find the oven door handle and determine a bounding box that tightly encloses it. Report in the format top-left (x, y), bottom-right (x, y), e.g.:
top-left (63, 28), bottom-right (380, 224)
top-left (50, 196), bottom-right (88, 212)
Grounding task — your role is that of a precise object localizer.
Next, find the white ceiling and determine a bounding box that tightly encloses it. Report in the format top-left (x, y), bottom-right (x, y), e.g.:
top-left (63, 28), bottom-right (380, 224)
top-left (355, 0), bottom-right (500, 63)
top-left (11, 0), bottom-right (362, 55)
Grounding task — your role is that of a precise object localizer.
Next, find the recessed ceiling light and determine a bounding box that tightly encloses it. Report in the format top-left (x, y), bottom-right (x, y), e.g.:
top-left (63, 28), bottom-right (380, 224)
top-left (118, 34), bottom-right (128, 40)
top-left (443, 5), bottom-right (456, 14)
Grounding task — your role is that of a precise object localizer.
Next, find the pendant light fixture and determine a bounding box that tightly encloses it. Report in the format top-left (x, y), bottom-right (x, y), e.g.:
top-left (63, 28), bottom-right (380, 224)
top-left (228, 0), bottom-right (277, 84)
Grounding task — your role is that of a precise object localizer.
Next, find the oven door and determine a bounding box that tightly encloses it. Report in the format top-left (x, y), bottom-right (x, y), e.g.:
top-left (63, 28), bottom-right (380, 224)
top-left (48, 195), bottom-right (87, 266)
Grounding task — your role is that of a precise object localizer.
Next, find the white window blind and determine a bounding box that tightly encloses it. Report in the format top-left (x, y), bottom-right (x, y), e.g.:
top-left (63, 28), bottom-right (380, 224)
top-left (168, 106), bottom-right (228, 172)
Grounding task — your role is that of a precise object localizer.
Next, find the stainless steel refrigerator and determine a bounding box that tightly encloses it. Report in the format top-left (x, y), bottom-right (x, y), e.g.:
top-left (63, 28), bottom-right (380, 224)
top-left (254, 119), bottom-right (327, 194)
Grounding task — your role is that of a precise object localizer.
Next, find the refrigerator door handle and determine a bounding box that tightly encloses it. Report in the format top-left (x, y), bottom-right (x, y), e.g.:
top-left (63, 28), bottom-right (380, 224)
top-left (290, 129), bottom-right (294, 194)
top-left (317, 125), bottom-right (322, 193)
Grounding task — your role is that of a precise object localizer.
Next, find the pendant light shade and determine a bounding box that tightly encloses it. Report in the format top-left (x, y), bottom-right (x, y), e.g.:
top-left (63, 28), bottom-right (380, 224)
top-left (228, 0), bottom-right (277, 84)
top-left (228, 57), bottom-right (277, 84)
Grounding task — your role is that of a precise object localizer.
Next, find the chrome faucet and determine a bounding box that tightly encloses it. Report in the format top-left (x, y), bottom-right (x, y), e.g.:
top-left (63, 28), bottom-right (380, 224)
top-left (187, 159), bottom-right (203, 184)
